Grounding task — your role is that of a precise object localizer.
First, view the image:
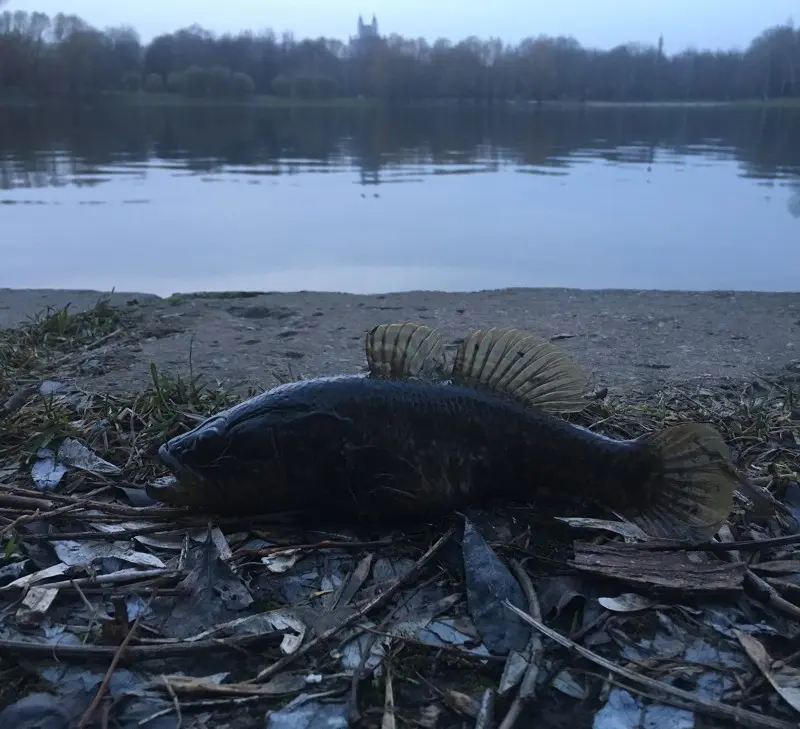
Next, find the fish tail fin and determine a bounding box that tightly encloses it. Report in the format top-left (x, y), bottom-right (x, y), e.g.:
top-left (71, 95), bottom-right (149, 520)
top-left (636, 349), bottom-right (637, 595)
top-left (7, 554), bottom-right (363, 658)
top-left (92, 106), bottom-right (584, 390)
top-left (628, 423), bottom-right (739, 540)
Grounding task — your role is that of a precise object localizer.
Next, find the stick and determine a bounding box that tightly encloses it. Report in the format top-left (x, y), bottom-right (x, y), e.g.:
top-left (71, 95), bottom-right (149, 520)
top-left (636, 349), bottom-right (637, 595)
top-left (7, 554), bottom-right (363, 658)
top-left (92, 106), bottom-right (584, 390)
top-left (633, 533), bottom-right (800, 554)
top-left (0, 632), bottom-right (283, 664)
top-left (498, 561), bottom-right (543, 729)
top-left (161, 675), bottom-right (184, 729)
top-left (745, 569), bottom-right (800, 622)
top-left (77, 602), bottom-right (148, 728)
top-left (502, 600), bottom-right (796, 729)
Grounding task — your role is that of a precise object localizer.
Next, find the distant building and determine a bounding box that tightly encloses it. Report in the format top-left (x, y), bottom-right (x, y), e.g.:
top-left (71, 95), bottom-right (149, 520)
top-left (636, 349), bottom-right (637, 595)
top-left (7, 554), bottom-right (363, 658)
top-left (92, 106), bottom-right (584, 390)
top-left (357, 14), bottom-right (379, 40)
top-left (350, 13), bottom-right (380, 59)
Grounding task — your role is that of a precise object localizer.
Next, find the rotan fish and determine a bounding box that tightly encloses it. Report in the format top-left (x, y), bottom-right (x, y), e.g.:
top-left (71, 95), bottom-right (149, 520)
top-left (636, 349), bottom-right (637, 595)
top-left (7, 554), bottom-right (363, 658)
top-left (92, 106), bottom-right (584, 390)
top-left (149, 323), bottom-right (739, 540)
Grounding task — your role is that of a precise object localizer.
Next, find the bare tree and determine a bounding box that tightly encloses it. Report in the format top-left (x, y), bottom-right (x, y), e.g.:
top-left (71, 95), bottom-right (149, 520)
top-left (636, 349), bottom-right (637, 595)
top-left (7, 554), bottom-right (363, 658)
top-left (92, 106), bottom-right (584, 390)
top-left (0, 8), bottom-right (798, 102)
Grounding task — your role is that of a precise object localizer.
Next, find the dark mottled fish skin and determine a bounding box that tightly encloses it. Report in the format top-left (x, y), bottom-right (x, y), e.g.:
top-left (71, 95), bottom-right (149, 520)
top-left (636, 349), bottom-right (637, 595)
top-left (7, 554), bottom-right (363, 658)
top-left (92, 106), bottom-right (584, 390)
top-left (156, 374), bottom-right (656, 523)
top-left (152, 323), bottom-right (740, 541)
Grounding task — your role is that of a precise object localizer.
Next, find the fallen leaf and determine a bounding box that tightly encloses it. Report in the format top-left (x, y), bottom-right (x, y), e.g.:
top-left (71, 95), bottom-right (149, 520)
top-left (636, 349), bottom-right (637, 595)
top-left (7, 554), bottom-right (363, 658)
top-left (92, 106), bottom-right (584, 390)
top-left (551, 669), bottom-right (587, 700)
top-left (0, 563), bottom-right (71, 592)
top-left (51, 540), bottom-right (165, 569)
top-left (736, 630), bottom-right (800, 714)
top-left (499, 648), bottom-right (530, 695)
top-left (265, 692), bottom-right (350, 729)
top-left (555, 517), bottom-right (650, 541)
top-left (188, 610), bottom-right (307, 656)
top-left (0, 692), bottom-right (71, 729)
top-left (593, 687), bottom-right (693, 729)
top-left (31, 449), bottom-right (67, 491)
top-left (57, 438), bottom-right (121, 475)
top-left (340, 624), bottom-right (393, 674)
top-left (598, 593), bottom-right (657, 613)
top-left (16, 586), bottom-right (59, 624)
top-left (263, 549), bottom-right (301, 573)
top-left (462, 518), bottom-right (529, 655)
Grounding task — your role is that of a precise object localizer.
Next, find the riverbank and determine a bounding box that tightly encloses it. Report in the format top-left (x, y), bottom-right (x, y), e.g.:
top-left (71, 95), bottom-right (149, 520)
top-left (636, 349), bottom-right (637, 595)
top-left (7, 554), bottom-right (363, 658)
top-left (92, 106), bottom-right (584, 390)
top-left (0, 286), bottom-right (798, 396)
top-left (0, 286), bottom-right (799, 728)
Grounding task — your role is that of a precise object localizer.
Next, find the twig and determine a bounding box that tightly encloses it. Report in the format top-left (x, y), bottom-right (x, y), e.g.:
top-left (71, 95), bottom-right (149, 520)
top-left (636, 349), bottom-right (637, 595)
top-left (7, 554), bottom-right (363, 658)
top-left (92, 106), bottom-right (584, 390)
top-left (0, 631), bottom-right (283, 664)
top-left (77, 599), bottom-right (148, 728)
top-left (502, 600), bottom-right (796, 729)
top-left (235, 537), bottom-right (394, 559)
top-left (3, 568), bottom-right (181, 591)
top-left (633, 533), bottom-right (800, 554)
top-left (71, 579), bottom-right (108, 646)
top-left (248, 527), bottom-right (455, 683)
top-left (745, 568), bottom-right (800, 621)
top-left (498, 560), bottom-right (543, 729)
top-left (0, 485), bottom-right (189, 517)
top-left (27, 524), bottom-right (202, 542)
top-left (0, 499), bottom-right (87, 538)
top-left (0, 492), bottom-right (54, 511)
top-left (161, 674), bottom-right (183, 729)
top-left (134, 693), bottom-right (277, 724)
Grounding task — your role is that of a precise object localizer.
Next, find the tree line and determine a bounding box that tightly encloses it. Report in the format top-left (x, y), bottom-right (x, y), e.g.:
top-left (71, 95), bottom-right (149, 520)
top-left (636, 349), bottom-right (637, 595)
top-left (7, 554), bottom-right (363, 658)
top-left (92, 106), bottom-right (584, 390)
top-left (0, 9), bottom-right (799, 102)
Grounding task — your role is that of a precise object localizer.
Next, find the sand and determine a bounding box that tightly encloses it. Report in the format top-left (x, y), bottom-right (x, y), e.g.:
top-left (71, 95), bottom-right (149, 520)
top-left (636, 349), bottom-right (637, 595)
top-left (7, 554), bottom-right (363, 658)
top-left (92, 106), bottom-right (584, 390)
top-left (1, 286), bottom-right (799, 395)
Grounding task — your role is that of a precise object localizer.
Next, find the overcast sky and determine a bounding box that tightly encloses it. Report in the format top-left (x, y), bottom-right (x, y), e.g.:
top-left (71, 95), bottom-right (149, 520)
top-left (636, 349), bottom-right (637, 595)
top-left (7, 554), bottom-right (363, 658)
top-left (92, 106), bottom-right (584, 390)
top-left (8, 0), bottom-right (798, 52)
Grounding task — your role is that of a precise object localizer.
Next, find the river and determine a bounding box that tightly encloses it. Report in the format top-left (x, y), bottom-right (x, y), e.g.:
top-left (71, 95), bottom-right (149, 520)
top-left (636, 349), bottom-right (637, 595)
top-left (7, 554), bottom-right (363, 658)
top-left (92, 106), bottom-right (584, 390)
top-left (1, 103), bottom-right (798, 295)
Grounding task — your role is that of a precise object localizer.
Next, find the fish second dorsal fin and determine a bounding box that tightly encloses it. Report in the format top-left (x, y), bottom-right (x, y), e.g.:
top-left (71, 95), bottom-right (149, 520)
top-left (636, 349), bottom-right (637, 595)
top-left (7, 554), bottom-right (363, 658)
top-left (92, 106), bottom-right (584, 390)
top-left (365, 322), bottom-right (448, 380)
top-left (451, 326), bottom-right (592, 413)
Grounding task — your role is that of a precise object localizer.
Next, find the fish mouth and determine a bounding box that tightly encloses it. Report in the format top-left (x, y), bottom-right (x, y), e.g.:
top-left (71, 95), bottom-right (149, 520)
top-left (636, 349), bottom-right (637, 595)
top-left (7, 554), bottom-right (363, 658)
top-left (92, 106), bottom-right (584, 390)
top-left (147, 445), bottom-right (199, 507)
top-left (157, 443), bottom-right (191, 479)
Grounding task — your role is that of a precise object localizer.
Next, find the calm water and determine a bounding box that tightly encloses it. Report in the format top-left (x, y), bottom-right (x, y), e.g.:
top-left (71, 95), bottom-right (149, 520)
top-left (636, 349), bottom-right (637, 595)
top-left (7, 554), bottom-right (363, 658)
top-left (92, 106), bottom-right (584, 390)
top-left (1, 104), bottom-right (799, 295)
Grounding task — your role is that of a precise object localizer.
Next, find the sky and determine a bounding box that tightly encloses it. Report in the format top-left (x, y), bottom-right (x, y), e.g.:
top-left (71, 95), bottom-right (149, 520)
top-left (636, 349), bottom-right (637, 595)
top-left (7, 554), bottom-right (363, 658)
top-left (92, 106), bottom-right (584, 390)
top-left (6, 0), bottom-right (798, 53)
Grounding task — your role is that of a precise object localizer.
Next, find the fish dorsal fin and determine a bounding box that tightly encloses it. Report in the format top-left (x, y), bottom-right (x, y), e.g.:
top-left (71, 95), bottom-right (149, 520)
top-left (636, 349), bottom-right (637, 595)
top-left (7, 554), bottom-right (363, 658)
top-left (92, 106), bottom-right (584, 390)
top-left (365, 322), bottom-right (448, 380)
top-left (451, 327), bottom-right (591, 413)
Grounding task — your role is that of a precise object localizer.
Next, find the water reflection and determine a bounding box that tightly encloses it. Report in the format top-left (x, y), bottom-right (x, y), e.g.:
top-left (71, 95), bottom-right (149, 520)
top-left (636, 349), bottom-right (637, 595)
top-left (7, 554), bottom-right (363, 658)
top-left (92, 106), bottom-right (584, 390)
top-left (0, 104), bottom-right (798, 294)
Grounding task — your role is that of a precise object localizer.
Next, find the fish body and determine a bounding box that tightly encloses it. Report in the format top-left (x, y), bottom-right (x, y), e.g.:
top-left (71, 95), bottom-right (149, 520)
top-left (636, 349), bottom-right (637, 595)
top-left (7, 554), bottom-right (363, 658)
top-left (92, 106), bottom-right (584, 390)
top-left (152, 323), bottom-right (739, 540)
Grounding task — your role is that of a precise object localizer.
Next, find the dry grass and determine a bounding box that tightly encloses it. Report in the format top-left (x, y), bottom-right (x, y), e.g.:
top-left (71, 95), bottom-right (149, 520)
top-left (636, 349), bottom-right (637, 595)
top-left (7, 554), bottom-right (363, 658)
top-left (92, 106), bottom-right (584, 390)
top-left (0, 296), bottom-right (256, 489)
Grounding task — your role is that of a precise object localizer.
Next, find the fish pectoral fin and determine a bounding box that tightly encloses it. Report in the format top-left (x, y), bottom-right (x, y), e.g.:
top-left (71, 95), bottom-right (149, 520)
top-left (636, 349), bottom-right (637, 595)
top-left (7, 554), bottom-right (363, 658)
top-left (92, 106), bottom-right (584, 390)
top-left (451, 326), bottom-right (592, 414)
top-left (365, 322), bottom-right (449, 381)
top-left (628, 423), bottom-right (739, 541)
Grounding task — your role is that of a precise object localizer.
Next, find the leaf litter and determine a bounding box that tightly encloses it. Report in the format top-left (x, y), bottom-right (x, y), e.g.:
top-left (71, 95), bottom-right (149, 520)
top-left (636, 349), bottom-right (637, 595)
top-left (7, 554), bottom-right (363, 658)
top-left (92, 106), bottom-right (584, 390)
top-left (0, 298), bottom-right (799, 727)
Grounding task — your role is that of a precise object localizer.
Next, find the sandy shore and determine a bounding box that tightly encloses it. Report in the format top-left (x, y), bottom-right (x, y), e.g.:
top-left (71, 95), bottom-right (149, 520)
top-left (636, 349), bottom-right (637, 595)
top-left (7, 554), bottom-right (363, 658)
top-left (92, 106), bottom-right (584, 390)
top-left (1, 287), bottom-right (799, 395)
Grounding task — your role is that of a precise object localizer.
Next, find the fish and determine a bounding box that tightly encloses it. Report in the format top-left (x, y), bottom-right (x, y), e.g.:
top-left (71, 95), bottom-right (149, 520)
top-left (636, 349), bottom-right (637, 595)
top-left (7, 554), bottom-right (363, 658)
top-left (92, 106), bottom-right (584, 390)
top-left (148, 322), bottom-right (740, 541)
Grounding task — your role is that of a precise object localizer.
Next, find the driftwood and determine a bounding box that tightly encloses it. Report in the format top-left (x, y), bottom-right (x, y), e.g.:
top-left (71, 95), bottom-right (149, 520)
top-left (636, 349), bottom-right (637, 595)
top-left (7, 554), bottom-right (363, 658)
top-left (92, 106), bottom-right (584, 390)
top-left (569, 541), bottom-right (745, 594)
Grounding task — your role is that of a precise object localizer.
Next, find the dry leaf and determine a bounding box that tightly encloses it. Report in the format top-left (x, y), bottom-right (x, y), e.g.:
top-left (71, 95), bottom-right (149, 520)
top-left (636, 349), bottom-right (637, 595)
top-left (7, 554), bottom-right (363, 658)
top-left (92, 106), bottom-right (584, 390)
top-left (735, 630), bottom-right (800, 714)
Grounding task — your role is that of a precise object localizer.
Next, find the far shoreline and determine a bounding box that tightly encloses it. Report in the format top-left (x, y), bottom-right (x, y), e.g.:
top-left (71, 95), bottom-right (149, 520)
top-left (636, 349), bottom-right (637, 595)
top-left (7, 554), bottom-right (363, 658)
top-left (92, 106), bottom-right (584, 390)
top-left (2, 283), bottom-right (800, 317)
top-left (2, 93), bottom-right (800, 111)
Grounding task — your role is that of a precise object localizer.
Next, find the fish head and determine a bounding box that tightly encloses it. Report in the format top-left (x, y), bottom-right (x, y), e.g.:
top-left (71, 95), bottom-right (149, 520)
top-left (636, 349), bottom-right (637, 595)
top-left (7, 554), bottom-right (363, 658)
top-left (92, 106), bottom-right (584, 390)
top-left (150, 415), bottom-right (235, 508)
